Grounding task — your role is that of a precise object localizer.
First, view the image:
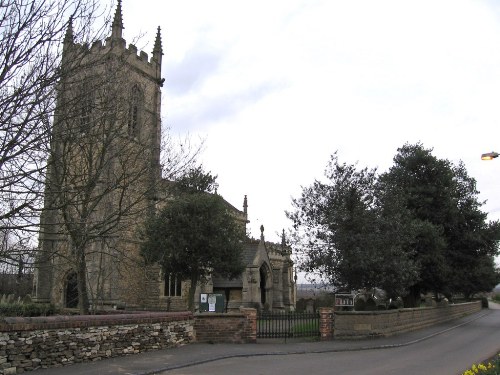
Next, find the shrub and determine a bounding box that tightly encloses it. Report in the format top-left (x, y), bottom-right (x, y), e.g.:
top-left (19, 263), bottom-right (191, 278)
top-left (492, 293), bottom-right (500, 303)
top-left (0, 302), bottom-right (58, 317)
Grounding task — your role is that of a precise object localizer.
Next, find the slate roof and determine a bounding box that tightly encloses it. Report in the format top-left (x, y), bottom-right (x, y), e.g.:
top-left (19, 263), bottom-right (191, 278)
top-left (211, 276), bottom-right (243, 288)
top-left (212, 242), bottom-right (261, 289)
top-left (241, 242), bottom-right (260, 265)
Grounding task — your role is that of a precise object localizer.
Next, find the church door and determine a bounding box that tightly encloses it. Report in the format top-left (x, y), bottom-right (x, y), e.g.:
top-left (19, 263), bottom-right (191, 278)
top-left (259, 266), bottom-right (267, 305)
top-left (65, 272), bottom-right (79, 308)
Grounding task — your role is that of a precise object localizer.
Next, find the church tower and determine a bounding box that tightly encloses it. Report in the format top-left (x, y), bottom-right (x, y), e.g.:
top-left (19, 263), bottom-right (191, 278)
top-left (34, 1), bottom-right (164, 311)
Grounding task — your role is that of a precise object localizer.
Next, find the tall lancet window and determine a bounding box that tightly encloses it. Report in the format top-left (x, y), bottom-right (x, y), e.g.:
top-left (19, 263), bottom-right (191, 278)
top-left (128, 84), bottom-right (143, 136)
top-left (79, 79), bottom-right (94, 134)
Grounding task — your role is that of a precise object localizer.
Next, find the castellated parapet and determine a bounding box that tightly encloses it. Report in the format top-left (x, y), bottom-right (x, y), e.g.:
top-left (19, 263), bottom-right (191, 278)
top-left (72, 38), bottom-right (163, 81)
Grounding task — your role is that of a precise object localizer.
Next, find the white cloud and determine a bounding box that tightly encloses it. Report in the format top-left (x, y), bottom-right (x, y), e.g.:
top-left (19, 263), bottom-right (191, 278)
top-left (122, 0), bottom-right (500, 243)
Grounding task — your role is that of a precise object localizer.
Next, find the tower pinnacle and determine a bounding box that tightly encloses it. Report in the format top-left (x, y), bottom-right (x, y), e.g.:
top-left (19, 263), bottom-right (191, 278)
top-left (153, 27), bottom-right (163, 55)
top-left (152, 26), bottom-right (163, 65)
top-left (64, 17), bottom-right (74, 46)
top-left (111, 0), bottom-right (124, 39)
top-left (62, 17), bottom-right (75, 61)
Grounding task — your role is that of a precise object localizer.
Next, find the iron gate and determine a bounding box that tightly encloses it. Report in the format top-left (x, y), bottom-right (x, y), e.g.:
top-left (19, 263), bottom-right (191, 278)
top-left (257, 311), bottom-right (320, 339)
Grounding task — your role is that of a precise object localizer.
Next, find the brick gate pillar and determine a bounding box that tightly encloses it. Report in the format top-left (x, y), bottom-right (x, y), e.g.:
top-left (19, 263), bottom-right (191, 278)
top-left (240, 307), bottom-right (257, 343)
top-left (319, 307), bottom-right (334, 341)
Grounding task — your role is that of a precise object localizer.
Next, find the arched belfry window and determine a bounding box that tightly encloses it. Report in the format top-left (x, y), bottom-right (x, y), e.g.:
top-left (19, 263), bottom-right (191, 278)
top-left (128, 84), bottom-right (143, 136)
top-left (79, 79), bottom-right (94, 134)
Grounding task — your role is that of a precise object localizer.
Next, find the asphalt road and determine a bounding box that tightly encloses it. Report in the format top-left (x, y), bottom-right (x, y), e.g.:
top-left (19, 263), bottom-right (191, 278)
top-left (165, 309), bottom-right (500, 375)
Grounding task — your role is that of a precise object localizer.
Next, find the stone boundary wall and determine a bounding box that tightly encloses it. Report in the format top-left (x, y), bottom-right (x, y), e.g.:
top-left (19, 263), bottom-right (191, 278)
top-left (0, 303), bottom-right (481, 373)
top-left (333, 301), bottom-right (481, 339)
top-left (194, 308), bottom-right (257, 344)
top-left (0, 312), bottom-right (194, 374)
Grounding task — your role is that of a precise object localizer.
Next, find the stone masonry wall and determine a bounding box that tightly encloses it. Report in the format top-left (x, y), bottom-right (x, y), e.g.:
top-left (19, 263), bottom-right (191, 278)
top-left (333, 301), bottom-right (481, 339)
top-left (0, 312), bottom-right (194, 374)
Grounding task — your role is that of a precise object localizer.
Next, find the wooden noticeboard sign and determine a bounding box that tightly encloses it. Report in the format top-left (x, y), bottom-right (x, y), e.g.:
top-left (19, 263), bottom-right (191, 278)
top-left (199, 293), bottom-right (225, 313)
top-left (335, 294), bottom-right (355, 307)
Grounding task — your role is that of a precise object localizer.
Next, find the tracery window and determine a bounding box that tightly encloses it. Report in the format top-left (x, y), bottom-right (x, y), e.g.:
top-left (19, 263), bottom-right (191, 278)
top-left (128, 84), bottom-right (143, 136)
top-left (164, 274), bottom-right (182, 297)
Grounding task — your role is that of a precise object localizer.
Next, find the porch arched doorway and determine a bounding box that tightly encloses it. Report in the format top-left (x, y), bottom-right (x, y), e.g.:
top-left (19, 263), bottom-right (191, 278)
top-left (259, 265), bottom-right (268, 305)
top-left (65, 271), bottom-right (78, 308)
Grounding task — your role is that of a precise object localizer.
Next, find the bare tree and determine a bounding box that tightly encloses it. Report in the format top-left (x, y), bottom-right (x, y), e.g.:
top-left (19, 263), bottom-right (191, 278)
top-left (1, 0), bottom-right (201, 314)
top-left (0, 227), bottom-right (35, 296)
top-left (36, 3), bottom-right (202, 314)
top-left (0, 0), bottom-right (106, 274)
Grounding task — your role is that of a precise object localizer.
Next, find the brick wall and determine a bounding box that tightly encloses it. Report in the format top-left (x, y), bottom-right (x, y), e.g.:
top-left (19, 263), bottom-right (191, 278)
top-left (194, 308), bottom-right (257, 344)
top-left (333, 301), bottom-right (481, 339)
top-left (0, 312), bottom-right (194, 374)
top-left (319, 307), bottom-right (334, 341)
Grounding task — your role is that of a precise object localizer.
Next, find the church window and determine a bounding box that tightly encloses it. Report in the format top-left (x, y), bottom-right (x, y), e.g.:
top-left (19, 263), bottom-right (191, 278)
top-left (128, 84), bottom-right (142, 136)
top-left (79, 80), bottom-right (94, 133)
top-left (164, 274), bottom-right (182, 297)
top-left (65, 271), bottom-right (79, 308)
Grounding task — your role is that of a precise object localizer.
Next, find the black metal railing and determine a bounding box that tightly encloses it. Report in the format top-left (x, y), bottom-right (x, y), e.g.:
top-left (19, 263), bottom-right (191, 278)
top-left (257, 311), bottom-right (320, 339)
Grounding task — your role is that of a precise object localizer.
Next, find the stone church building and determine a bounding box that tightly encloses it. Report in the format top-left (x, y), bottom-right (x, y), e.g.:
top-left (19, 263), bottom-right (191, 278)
top-left (34, 1), bottom-right (296, 312)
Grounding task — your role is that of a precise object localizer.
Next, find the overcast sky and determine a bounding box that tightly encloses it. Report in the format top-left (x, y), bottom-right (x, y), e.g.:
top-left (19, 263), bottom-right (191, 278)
top-left (118, 0), bottom-right (500, 245)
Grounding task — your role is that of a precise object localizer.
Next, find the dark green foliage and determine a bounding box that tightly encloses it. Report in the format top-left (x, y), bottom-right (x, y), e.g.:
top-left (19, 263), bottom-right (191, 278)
top-left (288, 153), bottom-right (418, 298)
top-left (289, 144), bottom-right (500, 307)
top-left (0, 303), bottom-right (57, 317)
top-left (492, 293), bottom-right (500, 303)
top-left (0, 274), bottom-right (34, 296)
top-left (141, 169), bottom-right (246, 311)
top-left (353, 298), bottom-right (377, 311)
top-left (171, 166), bottom-right (218, 194)
top-left (480, 297), bottom-right (489, 309)
top-left (380, 143), bottom-right (500, 304)
top-left (141, 193), bottom-right (245, 280)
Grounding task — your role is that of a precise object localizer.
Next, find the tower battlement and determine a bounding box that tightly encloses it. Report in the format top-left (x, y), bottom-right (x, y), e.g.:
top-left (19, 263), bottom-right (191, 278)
top-left (67, 38), bottom-right (161, 78)
top-left (63, 0), bottom-right (162, 80)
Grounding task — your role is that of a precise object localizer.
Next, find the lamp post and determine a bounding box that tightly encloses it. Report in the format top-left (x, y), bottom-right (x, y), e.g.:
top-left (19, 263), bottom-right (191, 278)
top-left (481, 152), bottom-right (499, 160)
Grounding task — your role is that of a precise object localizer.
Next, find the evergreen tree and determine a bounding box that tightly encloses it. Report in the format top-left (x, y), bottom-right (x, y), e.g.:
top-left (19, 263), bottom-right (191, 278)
top-left (288, 154), bottom-right (418, 298)
top-left (141, 169), bottom-right (246, 311)
top-left (379, 143), bottom-right (500, 305)
top-left (290, 144), bottom-right (500, 307)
